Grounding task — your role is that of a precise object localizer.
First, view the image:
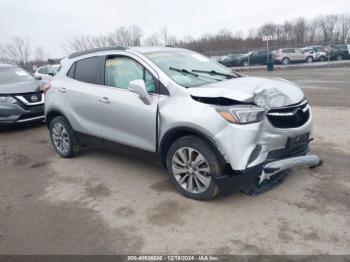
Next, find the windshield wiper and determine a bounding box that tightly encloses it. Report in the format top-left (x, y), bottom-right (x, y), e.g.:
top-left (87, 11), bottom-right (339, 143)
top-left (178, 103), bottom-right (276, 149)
top-left (169, 67), bottom-right (200, 78)
top-left (191, 69), bottom-right (237, 79)
top-left (169, 67), bottom-right (221, 81)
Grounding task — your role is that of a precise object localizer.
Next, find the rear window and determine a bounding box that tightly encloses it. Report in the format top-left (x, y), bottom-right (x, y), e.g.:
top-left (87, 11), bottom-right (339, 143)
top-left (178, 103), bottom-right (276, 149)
top-left (0, 67), bottom-right (34, 85)
top-left (72, 57), bottom-right (100, 84)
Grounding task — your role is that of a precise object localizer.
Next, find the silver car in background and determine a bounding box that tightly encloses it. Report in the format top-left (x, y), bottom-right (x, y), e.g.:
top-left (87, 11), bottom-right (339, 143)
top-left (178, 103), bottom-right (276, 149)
top-left (272, 48), bottom-right (315, 64)
top-left (44, 47), bottom-right (321, 200)
top-left (34, 65), bottom-right (57, 81)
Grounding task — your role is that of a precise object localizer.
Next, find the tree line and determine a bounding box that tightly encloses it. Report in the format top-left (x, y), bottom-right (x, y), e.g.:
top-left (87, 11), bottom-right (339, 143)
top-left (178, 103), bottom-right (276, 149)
top-left (0, 13), bottom-right (349, 67)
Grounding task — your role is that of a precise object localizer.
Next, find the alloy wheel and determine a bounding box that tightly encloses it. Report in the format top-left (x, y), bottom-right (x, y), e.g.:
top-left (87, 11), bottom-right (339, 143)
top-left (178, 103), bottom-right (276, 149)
top-left (51, 123), bottom-right (70, 154)
top-left (171, 147), bottom-right (211, 194)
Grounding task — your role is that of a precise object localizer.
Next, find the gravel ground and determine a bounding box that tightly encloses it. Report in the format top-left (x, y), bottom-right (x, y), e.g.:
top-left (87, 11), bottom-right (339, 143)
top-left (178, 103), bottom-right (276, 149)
top-left (0, 68), bottom-right (350, 255)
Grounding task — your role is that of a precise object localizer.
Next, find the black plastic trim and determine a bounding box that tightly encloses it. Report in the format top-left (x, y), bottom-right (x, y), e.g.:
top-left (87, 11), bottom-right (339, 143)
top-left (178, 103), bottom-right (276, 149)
top-left (158, 127), bottom-right (226, 167)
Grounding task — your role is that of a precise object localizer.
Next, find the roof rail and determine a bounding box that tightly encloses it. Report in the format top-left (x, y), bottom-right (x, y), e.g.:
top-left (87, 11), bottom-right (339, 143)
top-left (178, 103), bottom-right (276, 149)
top-left (68, 46), bottom-right (127, 59)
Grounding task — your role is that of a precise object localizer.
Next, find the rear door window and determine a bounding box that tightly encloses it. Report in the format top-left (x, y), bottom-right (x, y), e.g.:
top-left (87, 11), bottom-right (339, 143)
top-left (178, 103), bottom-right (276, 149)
top-left (74, 56), bottom-right (100, 84)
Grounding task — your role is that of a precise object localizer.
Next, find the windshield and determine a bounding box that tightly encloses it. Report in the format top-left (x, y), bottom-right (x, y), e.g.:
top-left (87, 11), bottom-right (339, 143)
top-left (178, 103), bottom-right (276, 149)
top-left (0, 67), bottom-right (34, 85)
top-left (145, 49), bottom-right (238, 87)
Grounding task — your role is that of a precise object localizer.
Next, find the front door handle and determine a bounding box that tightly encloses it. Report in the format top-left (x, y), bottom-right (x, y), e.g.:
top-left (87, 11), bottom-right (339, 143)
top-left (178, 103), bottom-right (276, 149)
top-left (58, 87), bottom-right (67, 93)
top-left (99, 97), bottom-right (110, 104)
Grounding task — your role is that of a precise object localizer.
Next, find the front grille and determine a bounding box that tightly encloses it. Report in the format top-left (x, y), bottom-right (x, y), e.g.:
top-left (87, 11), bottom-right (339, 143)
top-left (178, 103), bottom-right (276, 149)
top-left (267, 100), bottom-right (310, 128)
top-left (15, 92), bottom-right (43, 106)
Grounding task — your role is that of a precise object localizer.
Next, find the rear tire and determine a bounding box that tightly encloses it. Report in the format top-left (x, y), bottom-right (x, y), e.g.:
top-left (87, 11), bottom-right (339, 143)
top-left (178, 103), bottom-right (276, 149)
top-left (166, 136), bottom-right (221, 200)
top-left (336, 54), bottom-right (343, 60)
top-left (319, 56), bottom-right (326, 62)
top-left (282, 57), bottom-right (289, 65)
top-left (49, 116), bottom-right (80, 158)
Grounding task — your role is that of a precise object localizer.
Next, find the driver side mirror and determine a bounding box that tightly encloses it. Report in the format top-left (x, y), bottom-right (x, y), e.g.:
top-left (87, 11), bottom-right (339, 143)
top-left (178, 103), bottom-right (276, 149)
top-left (128, 79), bottom-right (151, 105)
top-left (48, 72), bottom-right (56, 76)
top-left (35, 76), bottom-right (42, 81)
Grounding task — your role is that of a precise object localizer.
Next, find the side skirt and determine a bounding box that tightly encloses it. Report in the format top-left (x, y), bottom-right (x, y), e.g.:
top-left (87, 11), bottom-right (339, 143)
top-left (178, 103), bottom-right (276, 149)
top-left (74, 131), bottom-right (163, 168)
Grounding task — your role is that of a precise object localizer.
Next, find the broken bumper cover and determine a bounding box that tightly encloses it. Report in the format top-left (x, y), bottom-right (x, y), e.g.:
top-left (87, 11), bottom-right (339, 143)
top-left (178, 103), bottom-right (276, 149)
top-left (213, 154), bottom-right (321, 196)
top-left (260, 154), bottom-right (320, 183)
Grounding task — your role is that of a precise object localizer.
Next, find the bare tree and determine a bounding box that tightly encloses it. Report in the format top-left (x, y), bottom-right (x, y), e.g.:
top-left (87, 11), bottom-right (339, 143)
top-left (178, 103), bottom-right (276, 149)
top-left (294, 17), bottom-right (308, 44)
top-left (317, 15), bottom-right (339, 42)
top-left (1, 37), bottom-right (31, 66)
top-left (61, 12), bottom-right (350, 57)
top-left (108, 25), bottom-right (143, 46)
top-left (129, 25), bottom-right (143, 46)
top-left (34, 46), bottom-right (46, 61)
top-left (144, 33), bottom-right (161, 46)
top-left (339, 14), bottom-right (350, 42)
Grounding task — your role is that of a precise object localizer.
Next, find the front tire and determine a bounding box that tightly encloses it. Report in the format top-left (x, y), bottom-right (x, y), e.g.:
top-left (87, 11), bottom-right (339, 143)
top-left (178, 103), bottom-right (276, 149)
top-left (49, 116), bottom-right (80, 158)
top-left (336, 54), bottom-right (343, 60)
top-left (166, 136), bottom-right (221, 200)
top-left (306, 56), bottom-right (313, 63)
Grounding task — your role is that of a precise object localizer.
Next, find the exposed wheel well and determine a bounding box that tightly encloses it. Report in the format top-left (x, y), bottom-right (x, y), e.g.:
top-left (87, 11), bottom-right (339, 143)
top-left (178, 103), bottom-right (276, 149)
top-left (159, 128), bottom-right (226, 168)
top-left (46, 110), bottom-right (65, 128)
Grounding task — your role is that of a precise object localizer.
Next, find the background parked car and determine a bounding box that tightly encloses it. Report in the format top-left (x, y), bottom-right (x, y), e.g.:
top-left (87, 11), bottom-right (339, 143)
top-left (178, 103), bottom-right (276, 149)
top-left (51, 64), bottom-right (61, 72)
top-left (34, 65), bottom-right (56, 80)
top-left (301, 46), bottom-right (327, 61)
top-left (218, 54), bottom-right (243, 67)
top-left (326, 45), bottom-right (350, 60)
top-left (219, 50), bottom-right (271, 67)
top-left (0, 63), bottom-right (46, 128)
top-left (272, 48), bottom-right (315, 65)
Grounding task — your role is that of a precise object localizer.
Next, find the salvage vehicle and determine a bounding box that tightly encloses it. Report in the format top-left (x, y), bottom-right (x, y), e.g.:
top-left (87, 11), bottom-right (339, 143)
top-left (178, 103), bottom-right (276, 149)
top-left (45, 47), bottom-right (321, 200)
top-left (0, 63), bottom-right (45, 127)
top-left (301, 46), bottom-right (327, 62)
top-left (272, 48), bottom-right (315, 64)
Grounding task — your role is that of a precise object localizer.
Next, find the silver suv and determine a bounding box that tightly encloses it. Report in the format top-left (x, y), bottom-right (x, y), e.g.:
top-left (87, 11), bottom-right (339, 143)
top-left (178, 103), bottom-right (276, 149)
top-left (45, 47), bottom-right (321, 200)
top-left (273, 48), bottom-right (315, 64)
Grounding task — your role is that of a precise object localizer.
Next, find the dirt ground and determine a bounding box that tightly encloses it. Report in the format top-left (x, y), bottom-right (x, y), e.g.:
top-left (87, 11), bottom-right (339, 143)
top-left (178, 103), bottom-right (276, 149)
top-left (0, 68), bottom-right (350, 255)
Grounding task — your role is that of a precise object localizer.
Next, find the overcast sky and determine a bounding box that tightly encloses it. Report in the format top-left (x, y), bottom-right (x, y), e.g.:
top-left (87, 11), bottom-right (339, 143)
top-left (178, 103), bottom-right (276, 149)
top-left (0, 0), bottom-right (349, 57)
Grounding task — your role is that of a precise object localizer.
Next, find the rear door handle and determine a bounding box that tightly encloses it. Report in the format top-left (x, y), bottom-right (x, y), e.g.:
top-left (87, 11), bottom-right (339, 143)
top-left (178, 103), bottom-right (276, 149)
top-left (58, 87), bottom-right (67, 93)
top-left (99, 97), bottom-right (110, 104)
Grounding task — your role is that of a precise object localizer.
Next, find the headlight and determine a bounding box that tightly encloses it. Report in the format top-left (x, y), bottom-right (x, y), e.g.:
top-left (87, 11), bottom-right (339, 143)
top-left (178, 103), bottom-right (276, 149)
top-left (216, 105), bottom-right (265, 124)
top-left (0, 96), bottom-right (16, 104)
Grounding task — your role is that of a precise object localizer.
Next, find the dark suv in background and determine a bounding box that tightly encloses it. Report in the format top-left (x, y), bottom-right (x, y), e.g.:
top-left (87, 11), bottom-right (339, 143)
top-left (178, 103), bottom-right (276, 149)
top-left (219, 50), bottom-right (271, 67)
top-left (0, 63), bottom-right (45, 128)
top-left (327, 45), bottom-right (350, 60)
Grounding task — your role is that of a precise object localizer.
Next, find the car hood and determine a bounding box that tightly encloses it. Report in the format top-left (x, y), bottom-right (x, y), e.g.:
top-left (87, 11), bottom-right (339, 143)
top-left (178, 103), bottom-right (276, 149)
top-left (188, 76), bottom-right (304, 109)
top-left (0, 80), bottom-right (42, 94)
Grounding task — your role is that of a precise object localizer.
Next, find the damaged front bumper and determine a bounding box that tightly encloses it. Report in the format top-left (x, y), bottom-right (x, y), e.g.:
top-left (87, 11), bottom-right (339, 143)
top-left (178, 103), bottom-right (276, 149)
top-left (213, 153), bottom-right (322, 196)
top-left (260, 154), bottom-right (321, 183)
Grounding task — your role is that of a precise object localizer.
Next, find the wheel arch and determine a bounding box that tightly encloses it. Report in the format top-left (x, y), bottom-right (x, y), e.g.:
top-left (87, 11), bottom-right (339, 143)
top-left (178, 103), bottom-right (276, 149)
top-left (46, 108), bottom-right (68, 129)
top-left (159, 126), bottom-right (226, 168)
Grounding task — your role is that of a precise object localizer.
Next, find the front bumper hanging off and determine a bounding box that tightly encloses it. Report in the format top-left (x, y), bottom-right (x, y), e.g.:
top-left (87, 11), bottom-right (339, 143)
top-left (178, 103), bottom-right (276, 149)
top-left (213, 154), bottom-right (322, 196)
top-left (260, 154), bottom-right (321, 183)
